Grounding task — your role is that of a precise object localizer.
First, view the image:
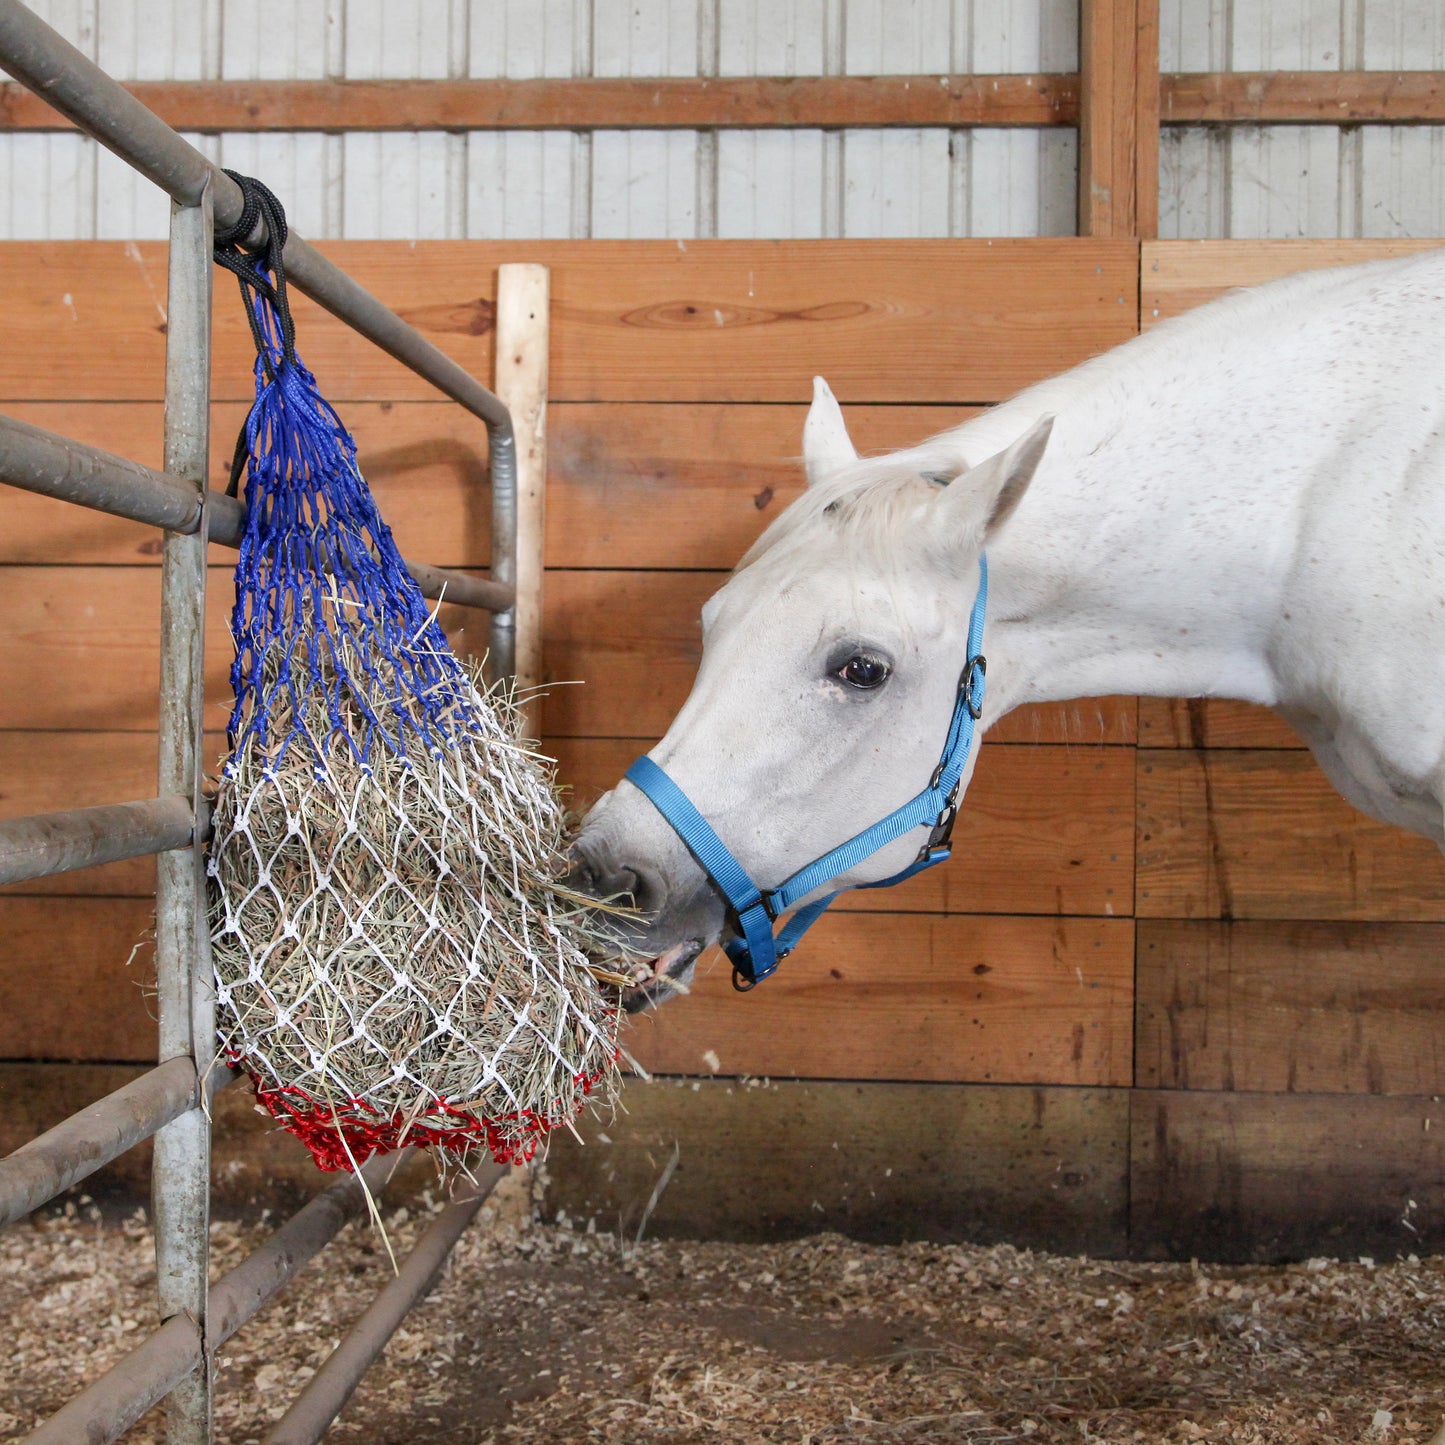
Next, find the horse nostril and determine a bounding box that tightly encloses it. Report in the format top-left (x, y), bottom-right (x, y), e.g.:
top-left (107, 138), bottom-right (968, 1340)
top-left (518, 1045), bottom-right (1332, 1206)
top-left (564, 846), bottom-right (664, 915)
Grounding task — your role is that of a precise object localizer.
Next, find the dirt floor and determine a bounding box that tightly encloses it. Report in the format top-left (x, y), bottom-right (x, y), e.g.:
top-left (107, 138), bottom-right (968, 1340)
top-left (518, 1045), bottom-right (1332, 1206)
top-left (3, 1171), bottom-right (1445, 1445)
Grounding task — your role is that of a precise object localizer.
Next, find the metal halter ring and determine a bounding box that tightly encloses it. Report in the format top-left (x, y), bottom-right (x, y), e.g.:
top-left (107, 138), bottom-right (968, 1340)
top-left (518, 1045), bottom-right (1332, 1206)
top-left (961, 654), bottom-right (987, 720)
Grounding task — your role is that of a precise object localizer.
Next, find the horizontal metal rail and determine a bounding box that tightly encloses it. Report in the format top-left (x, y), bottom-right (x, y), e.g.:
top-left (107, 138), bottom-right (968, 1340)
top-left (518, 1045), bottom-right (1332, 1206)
top-left (23, 1153), bottom-right (397, 1445)
top-left (0, 1059), bottom-right (239, 1230)
top-left (262, 1165), bottom-right (504, 1445)
top-left (0, 1), bottom-right (514, 438)
top-left (0, 412), bottom-right (514, 615)
top-left (0, 796), bottom-right (193, 887)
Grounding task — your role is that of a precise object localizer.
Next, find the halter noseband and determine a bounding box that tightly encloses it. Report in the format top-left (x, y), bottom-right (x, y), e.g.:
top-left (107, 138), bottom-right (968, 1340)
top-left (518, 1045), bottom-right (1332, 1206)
top-left (625, 555), bottom-right (989, 990)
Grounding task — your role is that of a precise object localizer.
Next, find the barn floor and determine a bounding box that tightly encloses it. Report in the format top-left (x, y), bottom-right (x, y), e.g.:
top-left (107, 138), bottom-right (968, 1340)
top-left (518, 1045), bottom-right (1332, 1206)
top-left (3, 1172), bottom-right (1444, 1445)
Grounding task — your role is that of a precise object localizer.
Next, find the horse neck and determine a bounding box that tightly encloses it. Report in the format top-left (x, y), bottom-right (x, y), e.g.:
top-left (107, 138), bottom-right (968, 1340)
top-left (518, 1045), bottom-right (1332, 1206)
top-left (968, 360), bottom-right (1290, 723)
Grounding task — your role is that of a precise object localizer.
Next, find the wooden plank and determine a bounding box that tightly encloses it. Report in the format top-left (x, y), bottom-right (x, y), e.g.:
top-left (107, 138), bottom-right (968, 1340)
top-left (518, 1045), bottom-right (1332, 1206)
top-left (1136, 920), bottom-right (1445, 1096)
top-left (554, 738), bottom-right (1134, 918)
top-left (0, 74), bottom-right (1080, 132)
top-left (1078, 0), bottom-right (1158, 238)
top-left (495, 263), bottom-right (551, 727)
top-left (619, 913), bottom-right (1134, 1086)
top-left (1137, 696), bottom-right (1302, 749)
top-left (0, 401), bottom-right (977, 570)
top-left (0, 898), bottom-right (157, 1059)
top-left (544, 1078), bottom-right (1128, 1252)
top-left (1136, 750), bottom-right (1445, 922)
top-left (1130, 1089), bottom-right (1445, 1262)
top-left (0, 567), bottom-right (1133, 744)
top-left (5, 72), bottom-right (1439, 136)
top-left (1142, 239), bottom-right (1443, 326)
top-left (1162, 70), bottom-right (1445, 126)
top-left (0, 240), bottom-right (1140, 404)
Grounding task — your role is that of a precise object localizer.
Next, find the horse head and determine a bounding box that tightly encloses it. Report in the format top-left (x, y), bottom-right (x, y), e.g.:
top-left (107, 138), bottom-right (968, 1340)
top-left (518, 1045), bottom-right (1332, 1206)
top-left (570, 380), bottom-right (1052, 1010)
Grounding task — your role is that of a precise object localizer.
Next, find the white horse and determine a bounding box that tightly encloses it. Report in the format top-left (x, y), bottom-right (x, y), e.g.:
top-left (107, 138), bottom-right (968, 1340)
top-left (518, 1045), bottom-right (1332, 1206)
top-left (570, 247), bottom-right (1445, 1009)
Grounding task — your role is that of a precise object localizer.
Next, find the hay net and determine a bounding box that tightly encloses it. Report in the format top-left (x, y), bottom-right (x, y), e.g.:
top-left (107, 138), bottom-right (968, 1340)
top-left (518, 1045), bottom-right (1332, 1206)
top-left (207, 173), bottom-right (619, 1173)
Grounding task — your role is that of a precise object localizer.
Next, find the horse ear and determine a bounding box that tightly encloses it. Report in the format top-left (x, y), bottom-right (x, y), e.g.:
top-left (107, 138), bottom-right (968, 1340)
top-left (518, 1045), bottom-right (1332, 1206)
top-left (938, 414), bottom-right (1054, 543)
top-left (803, 376), bottom-right (858, 486)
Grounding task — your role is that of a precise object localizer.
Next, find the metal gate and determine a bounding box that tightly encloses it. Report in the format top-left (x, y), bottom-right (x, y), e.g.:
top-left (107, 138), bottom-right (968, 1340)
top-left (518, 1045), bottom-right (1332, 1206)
top-left (0, 3), bottom-right (546, 1439)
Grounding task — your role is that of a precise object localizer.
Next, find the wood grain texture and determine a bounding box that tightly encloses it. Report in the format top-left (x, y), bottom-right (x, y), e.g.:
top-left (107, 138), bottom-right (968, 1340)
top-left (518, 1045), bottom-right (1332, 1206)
top-left (1142, 239), bottom-right (1443, 325)
top-left (544, 1078), bottom-right (1128, 1252)
top-left (1079, 0), bottom-right (1159, 239)
top-left (0, 240), bottom-right (1139, 405)
top-left (0, 75), bottom-right (1081, 133)
top-left (1162, 71), bottom-right (1445, 126)
top-left (553, 738), bottom-right (1134, 918)
top-left (620, 913), bottom-right (1134, 1087)
top-left (1136, 920), bottom-right (1445, 1096)
top-left (0, 566), bottom-right (1134, 745)
top-left (0, 401), bottom-right (978, 570)
top-left (0, 898), bottom-right (157, 1059)
top-left (1137, 696), bottom-right (1302, 749)
top-left (1136, 751), bottom-right (1445, 922)
top-left (1130, 1089), bottom-right (1445, 1262)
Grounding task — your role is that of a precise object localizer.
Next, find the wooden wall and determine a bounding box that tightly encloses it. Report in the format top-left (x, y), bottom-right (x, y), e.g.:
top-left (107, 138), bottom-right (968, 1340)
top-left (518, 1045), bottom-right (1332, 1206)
top-left (3, 236), bottom-right (1444, 1260)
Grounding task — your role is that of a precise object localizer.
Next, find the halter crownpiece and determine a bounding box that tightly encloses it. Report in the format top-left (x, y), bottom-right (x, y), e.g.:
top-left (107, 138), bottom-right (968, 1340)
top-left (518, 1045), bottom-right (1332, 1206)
top-left (625, 554), bottom-right (990, 989)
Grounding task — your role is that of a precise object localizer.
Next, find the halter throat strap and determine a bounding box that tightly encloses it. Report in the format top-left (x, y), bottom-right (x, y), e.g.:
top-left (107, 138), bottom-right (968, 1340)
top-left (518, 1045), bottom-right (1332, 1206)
top-left (625, 555), bottom-right (989, 989)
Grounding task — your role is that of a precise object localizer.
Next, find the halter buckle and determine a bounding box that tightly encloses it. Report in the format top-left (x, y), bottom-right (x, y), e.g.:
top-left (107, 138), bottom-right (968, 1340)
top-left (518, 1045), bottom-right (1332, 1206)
top-left (960, 653), bottom-right (987, 721)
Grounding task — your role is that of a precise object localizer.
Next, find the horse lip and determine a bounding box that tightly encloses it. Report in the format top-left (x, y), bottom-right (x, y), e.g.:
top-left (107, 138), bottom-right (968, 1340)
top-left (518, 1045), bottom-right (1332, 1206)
top-left (620, 937), bottom-right (704, 1011)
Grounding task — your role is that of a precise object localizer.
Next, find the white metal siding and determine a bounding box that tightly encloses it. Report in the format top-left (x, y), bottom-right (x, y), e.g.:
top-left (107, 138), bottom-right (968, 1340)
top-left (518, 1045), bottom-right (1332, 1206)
top-left (1159, 0), bottom-right (1445, 238)
top-left (0, 0), bottom-right (1440, 241)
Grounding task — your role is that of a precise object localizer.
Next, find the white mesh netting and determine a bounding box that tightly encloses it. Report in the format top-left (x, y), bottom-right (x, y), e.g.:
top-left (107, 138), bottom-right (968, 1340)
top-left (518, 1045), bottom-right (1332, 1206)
top-left (208, 637), bottom-right (623, 1172)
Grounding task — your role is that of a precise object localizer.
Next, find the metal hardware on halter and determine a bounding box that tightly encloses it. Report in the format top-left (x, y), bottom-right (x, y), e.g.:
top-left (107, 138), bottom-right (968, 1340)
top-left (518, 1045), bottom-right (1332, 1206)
top-left (962, 654), bottom-right (987, 720)
top-left (624, 554), bottom-right (990, 989)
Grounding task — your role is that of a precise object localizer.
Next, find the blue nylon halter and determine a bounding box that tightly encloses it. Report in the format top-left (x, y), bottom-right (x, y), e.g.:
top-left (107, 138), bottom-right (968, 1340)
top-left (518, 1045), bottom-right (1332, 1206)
top-left (625, 555), bottom-right (989, 989)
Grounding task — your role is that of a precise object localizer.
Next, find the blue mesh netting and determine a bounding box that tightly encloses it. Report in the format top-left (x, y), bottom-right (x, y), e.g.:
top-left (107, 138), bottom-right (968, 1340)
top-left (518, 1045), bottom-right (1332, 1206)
top-left (225, 276), bottom-right (486, 775)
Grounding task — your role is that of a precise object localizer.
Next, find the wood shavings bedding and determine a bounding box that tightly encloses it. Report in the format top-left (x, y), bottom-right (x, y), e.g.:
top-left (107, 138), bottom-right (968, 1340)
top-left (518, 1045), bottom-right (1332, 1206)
top-left (2, 1182), bottom-right (1442, 1444)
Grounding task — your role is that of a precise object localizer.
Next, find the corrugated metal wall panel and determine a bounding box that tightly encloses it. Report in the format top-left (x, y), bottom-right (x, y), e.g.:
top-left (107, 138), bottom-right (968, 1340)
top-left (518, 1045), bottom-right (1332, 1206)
top-left (1161, 0), bottom-right (1445, 239)
top-left (0, 1), bottom-right (1440, 241)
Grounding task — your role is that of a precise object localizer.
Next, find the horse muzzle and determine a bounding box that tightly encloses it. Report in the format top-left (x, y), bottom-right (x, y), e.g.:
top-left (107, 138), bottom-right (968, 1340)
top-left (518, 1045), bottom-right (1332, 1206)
top-left (564, 824), bottom-right (726, 1011)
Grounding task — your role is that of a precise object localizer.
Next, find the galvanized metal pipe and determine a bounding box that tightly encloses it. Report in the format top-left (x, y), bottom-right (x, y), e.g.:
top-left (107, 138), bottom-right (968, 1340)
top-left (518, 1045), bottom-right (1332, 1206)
top-left (152, 189), bottom-right (216, 1445)
top-left (260, 1165), bottom-right (505, 1445)
top-left (0, 1060), bottom-right (240, 1231)
top-left (22, 1155), bottom-right (397, 1445)
top-left (0, 796), bottom-right (194, 887)
top-left (0, 412), bottom-right (514, 613)
top-left (0, 1058), bottom-right (195, 1229)
top-left (207, 1154), bottom-right (399, 1347)
top-left (0, 411), bottom-right (203, 530)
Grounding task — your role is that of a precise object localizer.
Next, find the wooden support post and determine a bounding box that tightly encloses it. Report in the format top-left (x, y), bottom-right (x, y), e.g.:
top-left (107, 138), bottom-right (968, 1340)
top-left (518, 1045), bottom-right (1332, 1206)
top-left (494, 264), bottom-right (550, 739)
top-left (1078, 0), bottom-right (1159, 238)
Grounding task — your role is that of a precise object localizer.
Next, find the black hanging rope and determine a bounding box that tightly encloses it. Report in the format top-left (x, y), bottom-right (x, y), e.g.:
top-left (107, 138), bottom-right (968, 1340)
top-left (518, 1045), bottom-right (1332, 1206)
top-left (213, 170), bottom-right (299, 495)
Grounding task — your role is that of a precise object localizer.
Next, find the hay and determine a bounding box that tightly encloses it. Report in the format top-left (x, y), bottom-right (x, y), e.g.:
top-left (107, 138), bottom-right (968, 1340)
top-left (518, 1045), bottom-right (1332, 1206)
top-left (209, 590), bottom-right (625, 1171)
top-left (209, 622), bottom-right (624, 1169)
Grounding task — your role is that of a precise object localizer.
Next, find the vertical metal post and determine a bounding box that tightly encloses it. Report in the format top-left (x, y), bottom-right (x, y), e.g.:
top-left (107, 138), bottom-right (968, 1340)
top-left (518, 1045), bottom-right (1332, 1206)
top-left (152, 182), bottom-right (215, 1445)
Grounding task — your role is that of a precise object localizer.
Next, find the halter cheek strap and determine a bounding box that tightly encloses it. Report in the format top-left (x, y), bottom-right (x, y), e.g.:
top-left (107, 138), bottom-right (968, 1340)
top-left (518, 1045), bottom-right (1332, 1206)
top-left (624, 555), bottom-right (989, 989)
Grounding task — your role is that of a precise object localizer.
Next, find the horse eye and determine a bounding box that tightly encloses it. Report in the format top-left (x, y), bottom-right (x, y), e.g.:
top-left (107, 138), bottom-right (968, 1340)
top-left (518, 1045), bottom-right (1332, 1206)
top-left (836, 654), bottom-right (891, 690)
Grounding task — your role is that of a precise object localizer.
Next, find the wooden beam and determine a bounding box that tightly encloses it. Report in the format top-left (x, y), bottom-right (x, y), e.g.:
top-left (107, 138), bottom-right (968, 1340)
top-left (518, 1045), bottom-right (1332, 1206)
top-left (0, 240), bottom-right (1139, 406)
top-left (0, 74), bottom-right (1078, 133)
top-left (1, 72), bottom-right (1439, 137)
top-left (493, 263), bottom-right (549, 729)
top-left (1078, 0), bottom-right (1159, 239)
top-left (1164, 69), bottom-right (1445, 125)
